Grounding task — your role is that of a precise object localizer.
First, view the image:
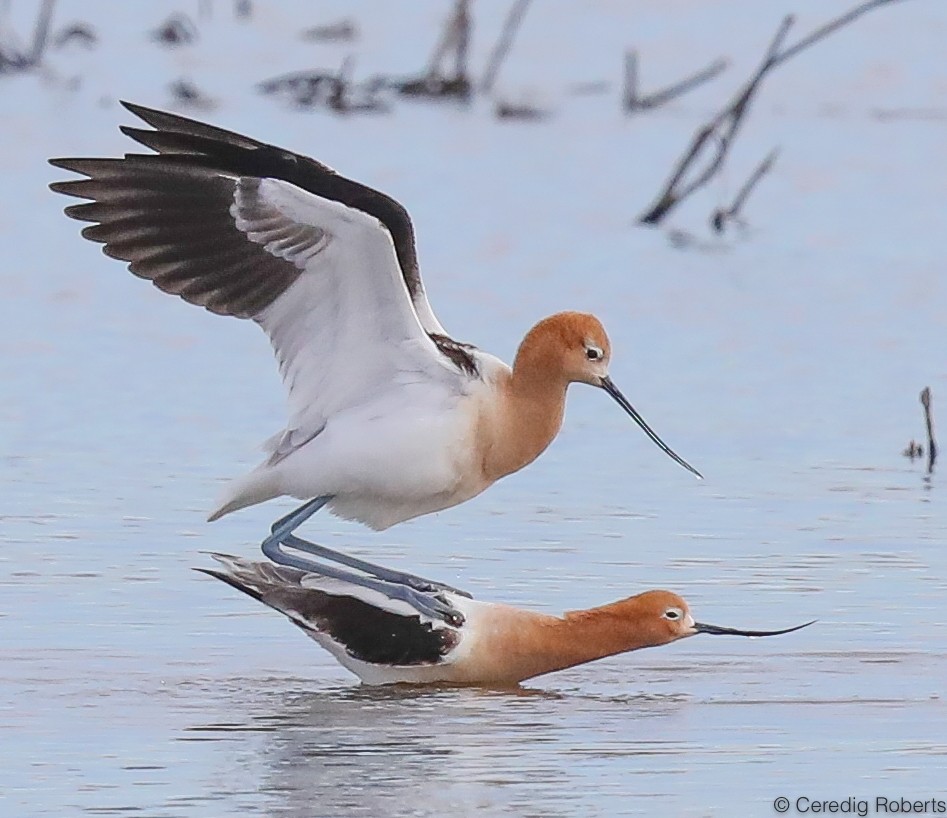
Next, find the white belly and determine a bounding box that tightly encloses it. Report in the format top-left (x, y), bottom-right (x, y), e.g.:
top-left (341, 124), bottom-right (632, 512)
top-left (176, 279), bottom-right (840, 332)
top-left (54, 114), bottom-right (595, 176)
top-left (275, 391), bottom-right (489, 530)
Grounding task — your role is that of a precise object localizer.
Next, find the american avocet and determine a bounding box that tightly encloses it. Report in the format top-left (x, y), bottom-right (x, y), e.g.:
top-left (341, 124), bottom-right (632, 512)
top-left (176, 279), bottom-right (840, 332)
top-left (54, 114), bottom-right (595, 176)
top-left (50, 103), bottom-right (701, 623)
top-left (198, 552), bottom-right (812, 687)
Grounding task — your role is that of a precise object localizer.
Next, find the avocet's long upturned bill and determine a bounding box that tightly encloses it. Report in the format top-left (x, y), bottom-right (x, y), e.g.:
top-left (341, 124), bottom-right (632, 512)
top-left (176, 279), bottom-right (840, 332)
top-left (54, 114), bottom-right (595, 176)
top-left (50, 103), bottom-right (700, 617)
top-left (199, 552), bottom-right (812, 687)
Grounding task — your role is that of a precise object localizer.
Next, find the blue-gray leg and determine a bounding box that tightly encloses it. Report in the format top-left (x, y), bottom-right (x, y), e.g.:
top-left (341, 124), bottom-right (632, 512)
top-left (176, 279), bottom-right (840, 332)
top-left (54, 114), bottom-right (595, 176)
top-left (280, 533), bottom-right (471, 598)
top-left (261, 497), bottom-right (468, 625)
top-left (265, 495), bottom-right (332, 544)
top-left (266, 544), bottom-right (465, 626)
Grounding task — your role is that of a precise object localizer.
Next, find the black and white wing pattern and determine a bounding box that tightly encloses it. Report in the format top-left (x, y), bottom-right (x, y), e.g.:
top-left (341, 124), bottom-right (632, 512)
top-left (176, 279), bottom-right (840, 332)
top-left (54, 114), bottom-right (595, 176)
top-left (198, 554), bottom-right (463, 676)
top-left (50, 103), bottom-right (478, 457)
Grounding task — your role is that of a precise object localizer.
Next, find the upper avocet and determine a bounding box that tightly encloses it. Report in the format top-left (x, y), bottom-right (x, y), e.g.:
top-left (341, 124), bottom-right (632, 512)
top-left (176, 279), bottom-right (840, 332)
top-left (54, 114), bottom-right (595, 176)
top-left (199, 552), bottom-right (811, 687)
top-left (50, 103), bottom-right (701, 622)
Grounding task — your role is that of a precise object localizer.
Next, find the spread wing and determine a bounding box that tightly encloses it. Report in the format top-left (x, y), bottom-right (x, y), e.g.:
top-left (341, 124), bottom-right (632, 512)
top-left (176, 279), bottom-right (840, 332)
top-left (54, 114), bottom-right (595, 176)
top-left (50, 102), bottom-right (477, 457)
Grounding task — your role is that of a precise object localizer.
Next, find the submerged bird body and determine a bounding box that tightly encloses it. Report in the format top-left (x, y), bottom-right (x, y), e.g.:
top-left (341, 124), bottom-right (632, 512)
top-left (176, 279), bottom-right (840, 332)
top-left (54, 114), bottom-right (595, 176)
top-left (200, 554), bottom-right (812, 687)
top-left (51, 104), bottom-right (701, 537)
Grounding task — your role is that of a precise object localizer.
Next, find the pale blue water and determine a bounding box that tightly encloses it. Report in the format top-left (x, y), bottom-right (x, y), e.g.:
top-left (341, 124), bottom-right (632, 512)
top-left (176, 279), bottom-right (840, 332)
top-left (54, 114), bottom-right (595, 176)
top-left (2, 1), bottom-right (946, 816)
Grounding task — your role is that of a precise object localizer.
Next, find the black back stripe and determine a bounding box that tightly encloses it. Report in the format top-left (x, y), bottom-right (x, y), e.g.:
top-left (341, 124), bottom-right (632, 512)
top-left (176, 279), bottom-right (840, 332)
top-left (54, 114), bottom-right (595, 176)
top-left (200, 561), bottom-right (459, 667)
top-left (430, 334), bottom-right (478, 376)
top-left (293, 592), bottom-right (459, 666)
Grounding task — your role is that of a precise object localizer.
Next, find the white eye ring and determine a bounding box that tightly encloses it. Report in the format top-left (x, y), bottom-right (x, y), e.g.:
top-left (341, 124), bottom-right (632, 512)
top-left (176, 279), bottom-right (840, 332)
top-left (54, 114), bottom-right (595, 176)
top-left (663, 608), bottom-right (682, 621)
top-left (585, 346), bottom-right (603, 361)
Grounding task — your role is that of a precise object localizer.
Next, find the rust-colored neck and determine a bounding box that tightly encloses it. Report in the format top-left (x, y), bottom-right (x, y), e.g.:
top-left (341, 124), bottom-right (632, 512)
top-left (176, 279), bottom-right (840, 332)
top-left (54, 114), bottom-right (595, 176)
top-left (479, 338), bottom-right (570, 483)
top-left (462, 599), bottom-right (672, 685)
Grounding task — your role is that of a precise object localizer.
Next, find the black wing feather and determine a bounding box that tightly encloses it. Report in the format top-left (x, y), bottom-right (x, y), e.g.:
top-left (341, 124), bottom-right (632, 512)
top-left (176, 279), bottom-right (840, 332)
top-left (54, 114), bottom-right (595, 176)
top-left (199, 559), bottom-right (460, 667)
top-left (51, 156), bottom-right (298, 318)
top-left (50, 102), bottom-right (478, 374)
top-left (116, 102), bottom-right (421, 298)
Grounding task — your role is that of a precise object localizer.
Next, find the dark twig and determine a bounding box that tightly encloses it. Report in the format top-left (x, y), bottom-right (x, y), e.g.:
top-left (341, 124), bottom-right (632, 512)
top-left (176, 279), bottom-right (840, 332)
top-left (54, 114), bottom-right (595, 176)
top-left (257, 70), bottom-right (335, 107)
top-left (639, 15), bottom-right (793, 224)
top-left (0, 14), bottom-right (23, 69)
top-left (27, 0), bottom-right (55, 65)
top-left (53, 23), bottom-right (97, 50)
top-left (903, 440), bottom-right (923, 460)
top-left (637, 0), bottom-right (906, 225)
top-left (325, 57), bottom-right (389, 115)
top-left (771, 0), bottom-right (908, 66)
top-left (627, 56), bottom-right (729, 112)
top-left (452, 0), bottom-right (470, 84)
top-left (424, 0), bottom-right (469, 81)
top-left (921, 387), bottom-right (937, 474)
top-left (495, 99), bottom-right (549, 121)
top-left (711, 148), bottom-right (779, 233)
top-left (395, 0), bottom-right (471, 100)
top-left (327, 56), bottom-right (353, 112)
top-left (622, 50), bottom-right (638, 110)
top-left (481, 0), bottom-right (532, 93)
top-left (0, 0), bottom-right (55, 70)
top-left (301, 19), bottom-right (357, 43)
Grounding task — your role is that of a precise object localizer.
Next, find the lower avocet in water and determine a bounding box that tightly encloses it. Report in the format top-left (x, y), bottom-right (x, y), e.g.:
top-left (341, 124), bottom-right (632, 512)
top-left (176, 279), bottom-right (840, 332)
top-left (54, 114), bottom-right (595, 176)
top-left (199, 551), bottom-right (813, 687)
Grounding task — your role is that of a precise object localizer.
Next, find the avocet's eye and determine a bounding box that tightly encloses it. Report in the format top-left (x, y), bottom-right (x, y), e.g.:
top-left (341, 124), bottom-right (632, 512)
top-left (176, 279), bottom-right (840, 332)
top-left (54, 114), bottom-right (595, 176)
top-left (585, 346), bottom-right (603, 361)
top-left (663, 608), bottom-right (682, 621)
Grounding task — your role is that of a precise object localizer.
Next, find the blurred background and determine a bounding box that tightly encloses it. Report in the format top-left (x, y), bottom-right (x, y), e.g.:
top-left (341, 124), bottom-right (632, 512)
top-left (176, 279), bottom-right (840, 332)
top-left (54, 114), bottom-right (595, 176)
top-left (2, 1), bottom-right (946, 815)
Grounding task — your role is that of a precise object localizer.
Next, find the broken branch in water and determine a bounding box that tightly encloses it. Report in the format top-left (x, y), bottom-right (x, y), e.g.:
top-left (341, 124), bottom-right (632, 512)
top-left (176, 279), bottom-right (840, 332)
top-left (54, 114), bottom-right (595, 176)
top-left (481, 0), bottom-right (532, 93)
top-left (0, 0), bottom-right (56, 71)
top-left (903, 387), bottom-right (937, 474)
top-left (637, 0), bottom-right (909, 226)
top-left (624, 51), bottom-right (729, 113)
top-left (396, 0), bottom-right (472, 100)
top-left (623, 51), bottom-right (638, 110)
top-left (638, 15), bottom-right (792, 224)
top-left (711, 148), bottom-right (779, 233)
top-left (28, 0), bottom-right (56, 65)
top-left (921, 387), bottom-right (937, 474)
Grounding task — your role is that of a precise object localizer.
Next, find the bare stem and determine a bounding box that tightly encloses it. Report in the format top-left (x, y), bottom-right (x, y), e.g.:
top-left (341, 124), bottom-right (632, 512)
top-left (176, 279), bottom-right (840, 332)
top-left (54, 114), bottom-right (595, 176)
top-left (426, 0), bottom-right (469, 80)
top-left (711, 148), bottom-right (779, 232)
top-left (773, 0), bottom-right (906, 67)
top-left (28, 0), bottom-right (55, 66)
top-left (921, 387), bottom-right (937, 474)
top-left (637, 0), bottom-right (909, 225)
top-left (632, 57), bottom-right (729, 111)
top-left (481, 0), bottom-right (531, 93)
top-left (622, 50), bottom-right (638, 111)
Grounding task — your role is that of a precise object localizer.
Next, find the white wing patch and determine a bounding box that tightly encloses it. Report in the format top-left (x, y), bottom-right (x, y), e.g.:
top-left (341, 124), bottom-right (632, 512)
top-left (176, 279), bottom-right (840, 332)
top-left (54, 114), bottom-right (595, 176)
top-left (228, 176), bottom-right (468, 466)
top-left (232, 177), bottom-right (330, 268)
top-left (298, 572), bottom-right (446, 628)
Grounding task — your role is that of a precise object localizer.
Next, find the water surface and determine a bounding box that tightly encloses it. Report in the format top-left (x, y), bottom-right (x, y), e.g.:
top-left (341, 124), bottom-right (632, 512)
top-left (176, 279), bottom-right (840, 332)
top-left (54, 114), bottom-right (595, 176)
top-left (2, 1), bottom-right (946, 815)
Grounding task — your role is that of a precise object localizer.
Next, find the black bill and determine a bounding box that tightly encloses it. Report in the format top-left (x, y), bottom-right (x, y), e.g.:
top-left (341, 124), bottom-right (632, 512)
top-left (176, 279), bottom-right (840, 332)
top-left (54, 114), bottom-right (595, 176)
top-left (693, 620), bottom-right (816, 638)
top-left (599, 375), bottom-right (703, 479)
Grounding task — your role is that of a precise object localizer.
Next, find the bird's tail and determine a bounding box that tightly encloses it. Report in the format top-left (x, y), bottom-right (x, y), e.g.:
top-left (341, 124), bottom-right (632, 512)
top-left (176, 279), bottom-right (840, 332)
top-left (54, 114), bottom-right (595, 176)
top-left (195, 554), bottom-right (322, 630)
top-left (207, 466), bottom-right (282, 521)
top-left (196, 553), bottom-right (303, 601)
